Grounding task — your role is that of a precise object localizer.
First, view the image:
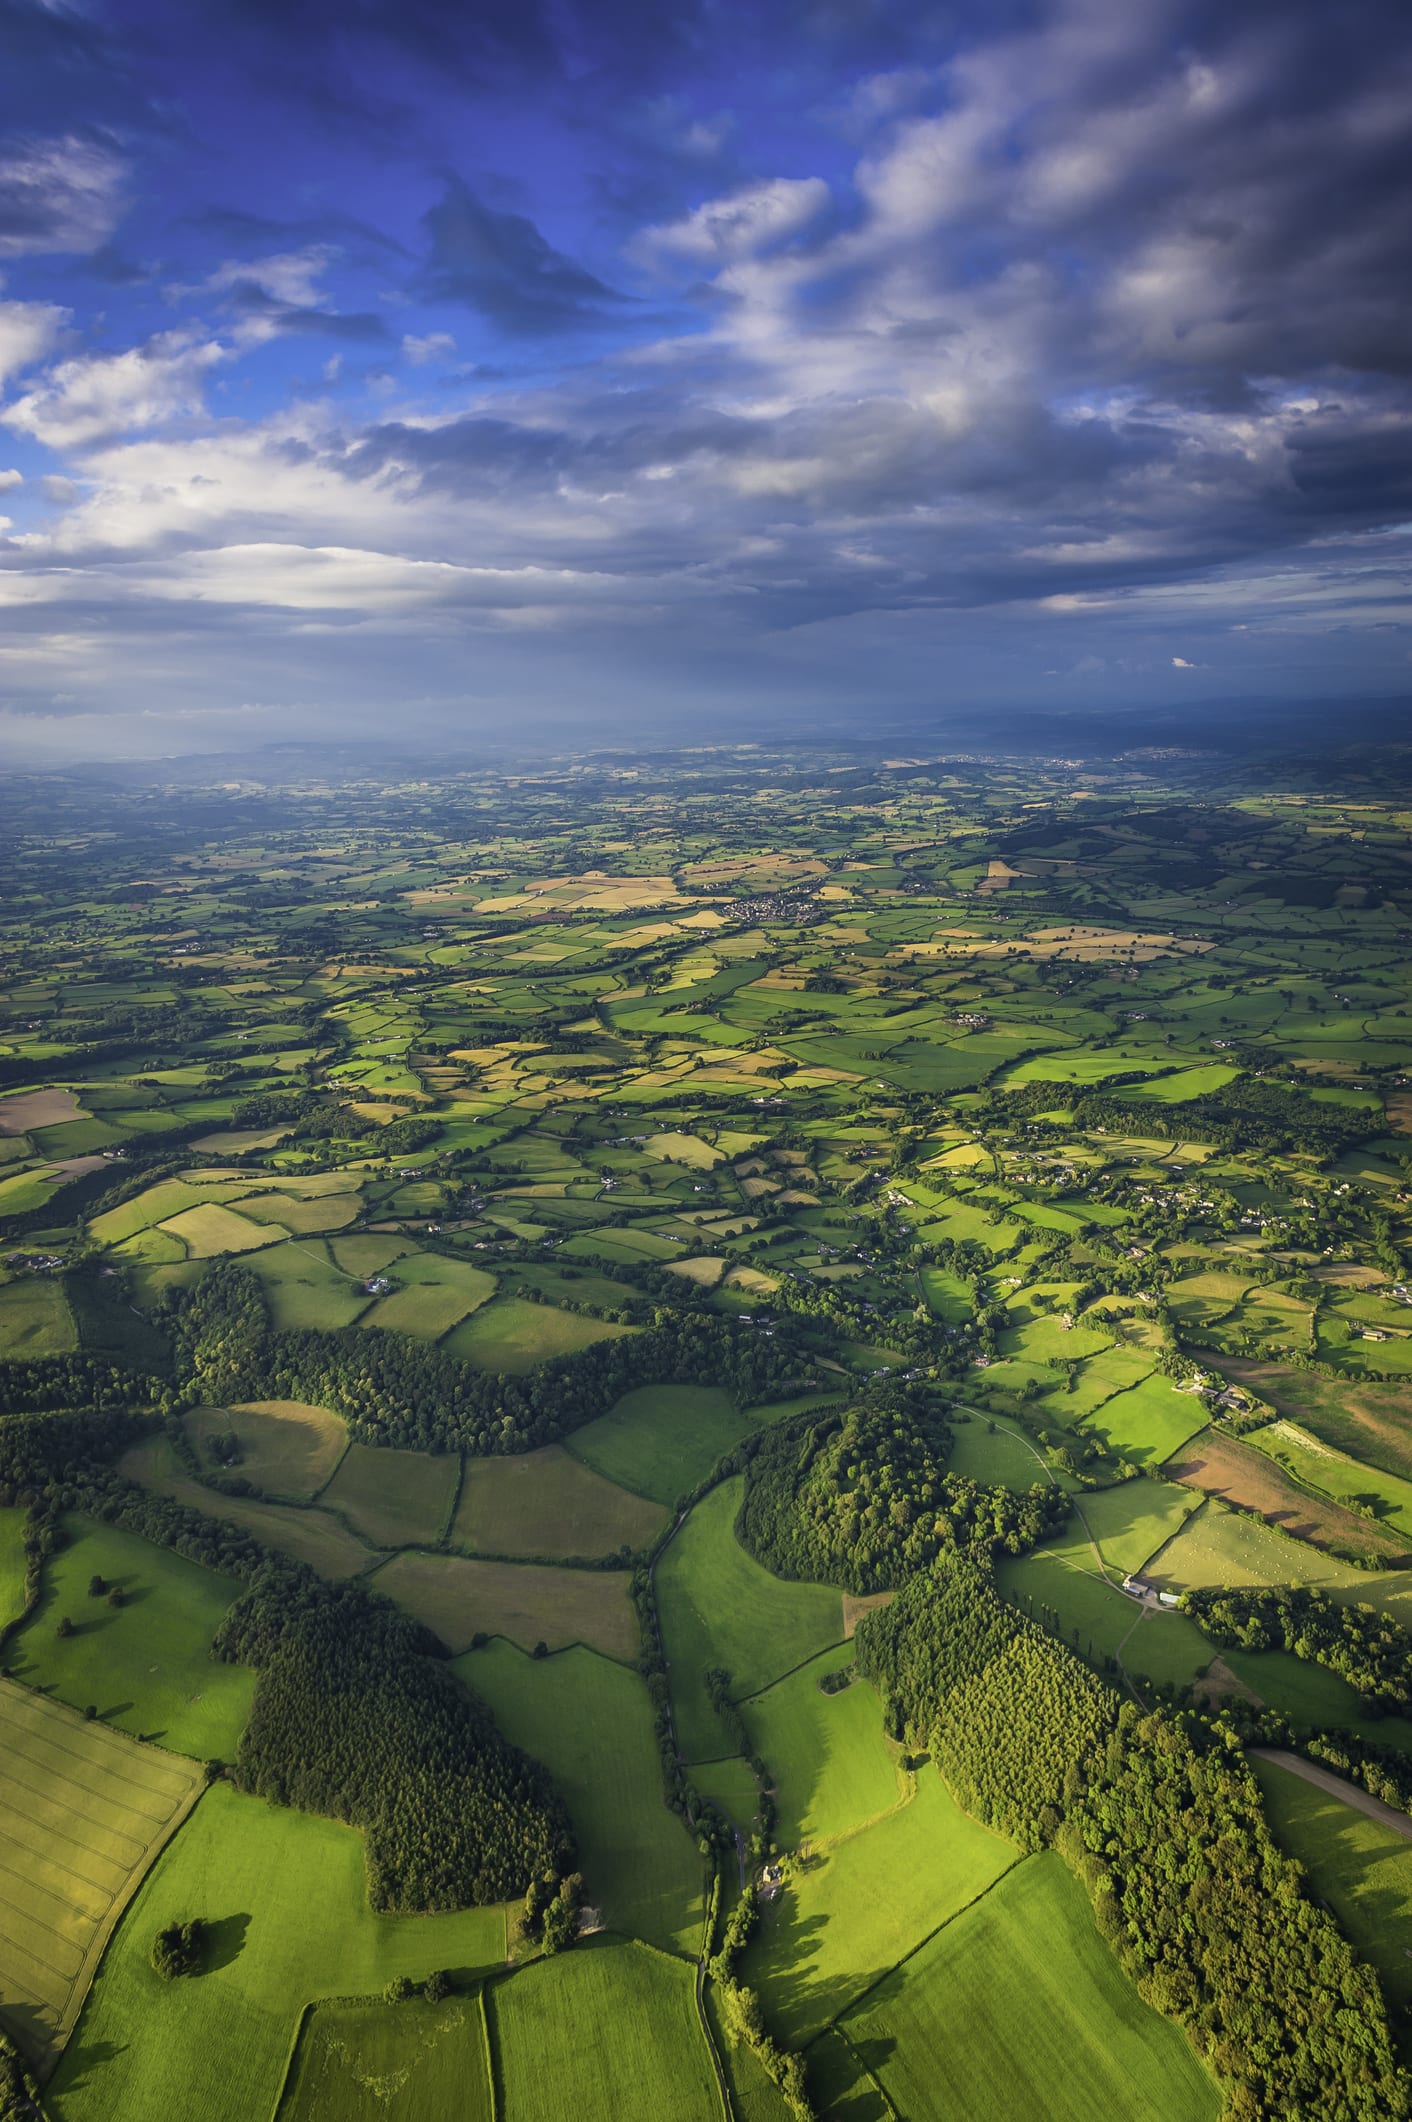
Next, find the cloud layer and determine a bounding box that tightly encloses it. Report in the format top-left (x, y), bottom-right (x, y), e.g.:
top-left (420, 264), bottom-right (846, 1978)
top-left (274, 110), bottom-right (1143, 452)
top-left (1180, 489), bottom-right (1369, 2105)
top-left (0, 0), bottom-right (1408, 750)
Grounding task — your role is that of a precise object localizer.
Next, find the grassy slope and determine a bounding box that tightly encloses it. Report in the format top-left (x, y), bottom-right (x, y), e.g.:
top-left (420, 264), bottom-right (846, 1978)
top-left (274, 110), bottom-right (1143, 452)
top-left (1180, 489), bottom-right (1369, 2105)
top-left (565, 1384), bottom-right (757, 1504)
top-left (656, 1478), bottom-right (843, 1761)
top-left (742, 1646), bottom-right (903, 1850)
top-left (49, 1784), bottom-right (507, 2122)
top-left (747, 1769), bottom-right (1018, 2044)
top-left (11, 1516), bottom-right (256, 1759)
top-left (455, 1641), bottom-right (703, 1955)
top-left (845, 1853), bottom-right (1218, 2122)
top-left (373, 1551), bottom-right (639, 1661)
top-left (489, 1936), bottom-right (719, 2122)
top-left (452, 1445), bottom-right (666, 1560)
top-left (320, 1441), bottom-right (458, 1547)
top-left (1253, 1758), bottom-right (1412, 2008)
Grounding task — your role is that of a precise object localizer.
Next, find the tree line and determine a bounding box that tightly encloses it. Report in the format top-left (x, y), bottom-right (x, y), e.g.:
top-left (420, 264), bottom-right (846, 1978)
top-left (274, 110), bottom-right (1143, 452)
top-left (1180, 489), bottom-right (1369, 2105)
top-left (856, 1554), bottom-right (1409, 2121)
top-left (1181, 1583), bottom-right (1412, 1712)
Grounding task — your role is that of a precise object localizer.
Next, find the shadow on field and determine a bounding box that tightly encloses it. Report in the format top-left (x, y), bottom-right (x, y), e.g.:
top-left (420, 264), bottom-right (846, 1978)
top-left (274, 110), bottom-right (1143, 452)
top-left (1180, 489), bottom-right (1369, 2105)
top-left (53, 2036), bottom-right (126, 2089)
top-left (203, 1912), bottom-right (251, 1972)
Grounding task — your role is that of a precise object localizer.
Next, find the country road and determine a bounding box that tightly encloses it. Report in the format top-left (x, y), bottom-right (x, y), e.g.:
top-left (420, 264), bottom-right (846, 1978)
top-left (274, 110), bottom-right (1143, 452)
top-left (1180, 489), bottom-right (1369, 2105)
top-left (1252, 1749), bottom-right (1412, 1840)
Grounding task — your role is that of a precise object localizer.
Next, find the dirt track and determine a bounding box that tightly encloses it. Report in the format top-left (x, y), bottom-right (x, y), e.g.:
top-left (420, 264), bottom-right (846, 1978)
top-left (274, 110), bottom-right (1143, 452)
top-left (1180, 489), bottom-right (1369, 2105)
top-left (1252, 1749), bottom-right (1412, 1840)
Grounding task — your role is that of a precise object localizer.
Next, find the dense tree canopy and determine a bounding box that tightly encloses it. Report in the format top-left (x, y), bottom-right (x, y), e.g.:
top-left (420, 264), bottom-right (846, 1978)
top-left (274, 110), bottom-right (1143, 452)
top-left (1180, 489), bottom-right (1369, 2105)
top-left (1182, 1584), bottom-right (1412, 1712)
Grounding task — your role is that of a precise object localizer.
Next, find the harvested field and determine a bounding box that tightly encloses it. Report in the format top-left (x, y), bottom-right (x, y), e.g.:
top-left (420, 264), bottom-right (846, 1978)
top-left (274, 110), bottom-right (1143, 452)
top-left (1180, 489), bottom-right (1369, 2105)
top-left (235, 1190), bottom-right (362, 1235)
top-left (186, 1401), bottom-right (347, 1502)
top-left (160, 1204), bottom-right (284, 1257)
top-left (0, 1088), bottom-right (85, 1134)
top-left (452, 1445), bottom-right (666, 1560)
top-left (842, 1589), bottom-right (894, 1639)
top-left (320, 1441), bottom-right (458, 1547)
top-left (372, 1552), bottom-right (638, 1661)
top-left (0, 1679), bottom-right (201, 2061)
top-left (1166, 1427), bottom-right (1410, 1563)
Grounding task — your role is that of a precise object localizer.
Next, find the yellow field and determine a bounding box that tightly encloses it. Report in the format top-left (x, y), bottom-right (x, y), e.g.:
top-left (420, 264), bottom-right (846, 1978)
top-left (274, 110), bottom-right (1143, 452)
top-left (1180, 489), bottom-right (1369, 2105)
top-left (0, 1680), bottom-right (201, 2063)
top-left (160, 1204), bottom-right (285, 1257)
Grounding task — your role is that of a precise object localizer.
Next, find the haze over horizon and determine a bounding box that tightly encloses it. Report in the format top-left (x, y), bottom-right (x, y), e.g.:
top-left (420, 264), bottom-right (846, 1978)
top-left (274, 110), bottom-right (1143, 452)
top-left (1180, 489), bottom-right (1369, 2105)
top-left (0, 0), bottom-right (1409, 760)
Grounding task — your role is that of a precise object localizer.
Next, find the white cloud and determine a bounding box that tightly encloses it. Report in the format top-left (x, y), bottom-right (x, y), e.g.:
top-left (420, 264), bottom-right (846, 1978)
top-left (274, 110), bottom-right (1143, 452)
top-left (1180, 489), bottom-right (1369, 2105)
top-left (640, 179), bottom-right (830, 265)
top-left (1171, 654), bottom-right (1194, 667)
top-left (0, 297), bottom-right (66, 386)
top-left (0, 469), bottom-right (21, 492)
top-left (403, 332), bottom-right (456, 365)
top-left (0, 136), bottom-right (129, 257)
top-left (202, 248), bottom-right (334, 308)
top-left (1, 332), bottom-right (227, 450)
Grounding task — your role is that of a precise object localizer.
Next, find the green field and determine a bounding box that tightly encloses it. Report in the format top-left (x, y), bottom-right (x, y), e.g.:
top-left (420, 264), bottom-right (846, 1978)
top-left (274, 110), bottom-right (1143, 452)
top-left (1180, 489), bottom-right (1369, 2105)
top-left (49, 1783), bottom-right (508, 2122)
top-left (244, 1240), bottom-right (375, 1330)
top-left (0, 1679), bottom-right (202, 2059)
top-left (657, 1478), bottom-right (844, 1760)
top-left (11, 1516), bottom-right (256, 1758)
top-left (1246, 1421), bottom-right (1412, 1541)
top-left (120, 1434), bottom-right (378, 1581)
top-left (321, 1441), bottom-right (458, 1547)
top-left (841, 1853), bottom-right (1220, 2122)
top-left (452, 1445), bottom-right (666, 1559)
top-left (742, 1645), bottom-right (903, 1850)
top-left (0, 1501), bottom-right (27, 1626)
top-left (945, 1416), bottom-right (1054, 1493)
top-left (0, 1274), bottom-right (76, 1355)
top-left (281, 1993), bottom-right (494, 2122)
top-left (1061, 1479), bottom-right (1199, 1578)
top-left (360, 1253), bottom-right (498, 1339)
top-left (374, 1551), bottom-right (639, 1661)
top-left (1080, 1377), bottom-right (1211, 1468)
top-left (186, 1400), bottom-right (347, 1501)
top-left (747, 1768), bottom-right (1019, 2043)
top-left (566, 1384), bottom-right (759, 1504)
top-left (458, 1642), bottom-right (703, 1953)
top-left (443, 1299), bottom-right (635, 1374)
top-left (488, 1936), bottom-right (719, 2122)
top-left (1253, 1758), bottom-right (1412, 2008)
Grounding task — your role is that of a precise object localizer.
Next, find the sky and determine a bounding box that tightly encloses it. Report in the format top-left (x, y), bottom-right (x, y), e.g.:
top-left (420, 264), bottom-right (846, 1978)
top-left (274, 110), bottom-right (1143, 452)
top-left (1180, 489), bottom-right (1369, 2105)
top-left (0, 0), bottom-right (1409, 760)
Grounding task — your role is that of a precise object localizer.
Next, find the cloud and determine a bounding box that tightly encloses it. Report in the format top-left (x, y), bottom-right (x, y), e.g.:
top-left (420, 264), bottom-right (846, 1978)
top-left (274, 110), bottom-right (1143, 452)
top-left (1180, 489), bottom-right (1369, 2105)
top-left (1172, 655), bottom-right (1194, 667)
top-left (0, 469), bottom-right (21, 492)
top-left (403, 331), bottom-right (456, 364)
top-left (639, 179), bottom-right (832, 265)
top-left (0, 297), bottom-right (64, 384)
top-left (0, 134), bottom-right (128, 257)
top-left (1, 331), bottom-right (226, 449)
top-left (420, 176), bottom-right (622, 333)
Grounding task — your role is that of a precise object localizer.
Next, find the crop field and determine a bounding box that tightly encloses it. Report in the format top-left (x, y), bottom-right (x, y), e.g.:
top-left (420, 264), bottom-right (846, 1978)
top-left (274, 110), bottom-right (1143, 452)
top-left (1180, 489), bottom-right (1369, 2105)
top-left (49, 1783), bottom-right (508, 2122)
top-left (186, 1401), bottom-right (347, 1501)
top-left (1253, 1759), bottom-right (1412, 2008)
top-left (742, 1646), bottom-right (903, 1849)
top-left (458, 1642), bottom-right (704, 1953)
top-left (1165, 1429), bottom-right (1409, 1562)
top-left (0, 1274), bottom-right (76, 1355)
top-left (120, 1435), bottom-right (377, 1580)
top-left (565, 1383), bottom-right (760, 1503)
top-left (11, 1516), bottom-right (256, 1759)
top-left (372, 1551), bottom-right (639, 1660)
top-left (452, 1445), bottom-right (666, 1559)
top-left (279, 1993), bottom-right (494, 2122)
top-left (488, 1936), bottom-right (719, 2122)
top-left (0, 1679), bottom-right (201, 2060)
top-left (321, 1441), bottom-right (458, 1547)
top-left (657, 1479), bottom-right (844, 1760)
top-left (841, 1854), bottom-right (1220, 2122)
top-left (442, 1298), bottom-right (634, 1373)
top-left (747, 1769), bottom-right (1019, 2044)
top-left (1244, 1420), bottom-right (1412, 1540)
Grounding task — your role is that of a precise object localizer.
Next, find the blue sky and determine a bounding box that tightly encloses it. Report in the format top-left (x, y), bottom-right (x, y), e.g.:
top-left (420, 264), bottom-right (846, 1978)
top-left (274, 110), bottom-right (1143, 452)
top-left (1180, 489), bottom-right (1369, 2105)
top-left (0, 0), bottom-right (1409, 758)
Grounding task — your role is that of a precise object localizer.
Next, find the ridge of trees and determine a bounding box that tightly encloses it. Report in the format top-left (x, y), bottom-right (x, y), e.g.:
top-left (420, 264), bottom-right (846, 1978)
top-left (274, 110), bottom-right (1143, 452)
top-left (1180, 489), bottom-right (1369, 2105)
top-left (856, 1554), bottom-right (1409, 2121)
top-left (736, 1390), bottom-right (1069, 1592)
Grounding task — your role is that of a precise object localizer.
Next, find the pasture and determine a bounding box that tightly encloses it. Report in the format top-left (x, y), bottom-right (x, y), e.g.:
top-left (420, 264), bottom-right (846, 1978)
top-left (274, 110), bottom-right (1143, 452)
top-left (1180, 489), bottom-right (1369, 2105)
top-left (488, 1936), bottom-right (719, 2122)
top-left (944, 1416), bottom-right (1052, 1492)
top-left (1253, 1759), bottom-right (1412, 2008)
top-left (1210, 1358), bottom-right (1412, 1483)
top-left (656, 1478), bottom-right (844, 1761)
top-left (0, 1275), bottom-right (76, 1356)
top-left (841, 1853), bottom-right (1220, 2122)
top-left (12, 1516), bottom-right (255, 1759)
top-left (373, 1552), bottom-right (639, 1661)
top-left (120, 1435), bottom-right (377, 1581)
top-left (443, 1299), bottom-right (634, 1374)
top-left (360, 1254), bottom-right (497, 1339)
top-left (244, 1240), bottom-right (374, 1331)
top-left (186, 1401), bottom-right (347, 1502)
top-left (1057, 1478), bottom-right (1197, 1579)
top-left (1165, 1429), bottom-right (1407, 1563)
top-left (1079, 1376), bottom-right (1211, 1467)
top-left (457, 1642), bottom-right (704, 1953)
top-left (747, 1769), bottom-right (1018, 2044)
top-left (1246, 1421), bottom-right (1412, 1542)
top-left (742, 1645), bottom-right (903, 1849)
top-left (161, 1203), bottom-right (283, 1257)
top-left (452, 1445), bottom-right (666, 1560)
top-left (565, 1383), bottom-right (758, 1504)
top-left (279, 1994), bottom-right (493, 2122)
top-left (0, 1678), bottom-right (201, 2060)
top-left (49, 1783), bottom-right (507, 2122)
top-left (0, 1501), bottom-right (26, 1627)
top-left (321, 1442), bottom-right (458, 1548)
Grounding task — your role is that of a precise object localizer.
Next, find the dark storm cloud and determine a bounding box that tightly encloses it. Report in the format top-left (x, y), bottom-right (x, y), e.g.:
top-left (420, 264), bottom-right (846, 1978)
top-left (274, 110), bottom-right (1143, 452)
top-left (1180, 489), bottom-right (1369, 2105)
top-left (419, 177), bottom-right (624, 334)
